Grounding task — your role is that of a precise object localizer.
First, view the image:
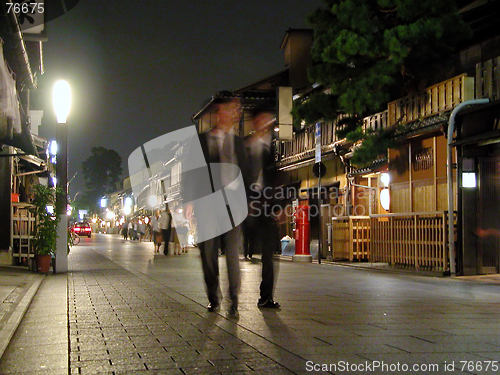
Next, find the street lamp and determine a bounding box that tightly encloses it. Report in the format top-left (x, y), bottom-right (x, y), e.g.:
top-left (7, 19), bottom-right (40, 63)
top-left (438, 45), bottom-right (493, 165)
top-left (53, 80), bottom-right (71, 273)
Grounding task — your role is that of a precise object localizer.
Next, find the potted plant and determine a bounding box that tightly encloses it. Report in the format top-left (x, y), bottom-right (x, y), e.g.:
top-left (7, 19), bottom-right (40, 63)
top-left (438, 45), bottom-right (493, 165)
top-left (30, 184), bottom-right (62, 273)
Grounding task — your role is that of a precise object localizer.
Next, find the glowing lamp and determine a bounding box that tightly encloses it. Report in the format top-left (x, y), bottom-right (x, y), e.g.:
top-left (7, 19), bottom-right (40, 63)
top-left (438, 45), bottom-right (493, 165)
top-left (380, 188), bottom-right (390, 211)
top-left (53, 80), bottom-right (71, 124)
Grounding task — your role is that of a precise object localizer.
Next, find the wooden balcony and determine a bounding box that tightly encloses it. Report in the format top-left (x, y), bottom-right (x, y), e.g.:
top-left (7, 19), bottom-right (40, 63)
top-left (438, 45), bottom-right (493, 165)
top-left (277, 56), bottom-right (500, 168)
top-left (476, 56), bottom-right (500, 101)
top-left (388, 74), bottom-right (474, 127)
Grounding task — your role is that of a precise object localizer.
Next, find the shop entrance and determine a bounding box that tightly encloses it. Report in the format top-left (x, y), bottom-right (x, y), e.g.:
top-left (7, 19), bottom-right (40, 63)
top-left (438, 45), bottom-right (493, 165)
top-left (477, 157), bottom-right (500, 274)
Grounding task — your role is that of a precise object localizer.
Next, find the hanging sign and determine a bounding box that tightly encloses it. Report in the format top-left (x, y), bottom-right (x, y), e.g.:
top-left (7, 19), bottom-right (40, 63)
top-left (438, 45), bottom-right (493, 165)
top-left (315, 122), bottom-right (321, 163)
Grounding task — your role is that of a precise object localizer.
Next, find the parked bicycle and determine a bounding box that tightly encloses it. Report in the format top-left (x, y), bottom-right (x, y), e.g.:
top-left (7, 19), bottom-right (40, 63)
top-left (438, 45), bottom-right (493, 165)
top-left (70, 231), bottom-right (80, 246)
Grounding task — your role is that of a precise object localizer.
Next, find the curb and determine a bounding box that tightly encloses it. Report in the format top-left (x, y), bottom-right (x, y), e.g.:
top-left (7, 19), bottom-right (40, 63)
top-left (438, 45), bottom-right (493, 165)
top-left (276, 254), bottom-right (446, 277)
top-left (0, 273), bottom-right (45, 359)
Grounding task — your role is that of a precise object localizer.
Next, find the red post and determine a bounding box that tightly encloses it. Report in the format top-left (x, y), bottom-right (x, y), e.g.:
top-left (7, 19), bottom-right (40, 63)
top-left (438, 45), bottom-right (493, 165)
top-left (294, 205), bottom-right (312, 262)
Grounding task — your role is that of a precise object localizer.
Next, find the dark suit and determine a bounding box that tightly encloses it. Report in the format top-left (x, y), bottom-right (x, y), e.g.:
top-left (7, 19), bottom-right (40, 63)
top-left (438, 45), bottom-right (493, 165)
top-left (182, 129), bottom-right (249, 308)
top-left (244, 134), bottom-right (280, 302)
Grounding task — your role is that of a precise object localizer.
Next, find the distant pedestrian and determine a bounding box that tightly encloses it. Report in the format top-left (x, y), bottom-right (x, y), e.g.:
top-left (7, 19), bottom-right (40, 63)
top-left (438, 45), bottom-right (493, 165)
top-left (159, 208), bottom-right (172, 255)
top-left (245, 109), bottom-right (281, 309)
top-left (173, 208), bottom-right (190, 254)
top-left (122, 222), bottom-right (128, 240)
top-left (127, 221), bottom-right (134, 240)
top-left (138, 219), bottom-right (146, 241)
top-left (151, 210), bottom-right (162, 254)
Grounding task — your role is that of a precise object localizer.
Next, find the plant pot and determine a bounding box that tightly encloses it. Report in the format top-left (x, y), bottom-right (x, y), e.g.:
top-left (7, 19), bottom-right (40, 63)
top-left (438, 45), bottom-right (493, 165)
top-left (35, 254), bottom-right (52, 273)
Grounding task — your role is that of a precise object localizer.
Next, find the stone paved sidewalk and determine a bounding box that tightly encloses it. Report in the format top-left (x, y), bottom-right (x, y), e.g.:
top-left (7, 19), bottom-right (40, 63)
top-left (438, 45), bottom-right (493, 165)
top-left (0, 267), bottom-right (44, 360)
top-left (0, 272), bottom-right (67, 374)
top-left (68, 250), bottom-right (298, 375)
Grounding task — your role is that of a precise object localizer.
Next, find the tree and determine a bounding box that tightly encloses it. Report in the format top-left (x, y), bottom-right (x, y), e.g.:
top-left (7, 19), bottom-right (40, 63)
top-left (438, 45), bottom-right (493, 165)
top-left (294, 0), bottom-right (472, 165)
top-left (81, 147), bottom-right (122, 210)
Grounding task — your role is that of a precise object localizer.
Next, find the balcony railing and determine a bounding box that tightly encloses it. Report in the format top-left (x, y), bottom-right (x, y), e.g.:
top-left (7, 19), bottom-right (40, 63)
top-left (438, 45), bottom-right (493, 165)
top-left (276, 112), bottom-right (389, 164)
top-left (476, 56), bottom-right (500, 102)
top-left (276, 57), bottom-right (500, 167)
top-left (388, 73), bottom-right (474, 127)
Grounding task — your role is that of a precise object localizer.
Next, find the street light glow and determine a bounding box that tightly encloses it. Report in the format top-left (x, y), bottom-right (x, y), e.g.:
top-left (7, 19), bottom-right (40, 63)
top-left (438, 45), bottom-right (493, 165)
top-left (49, 140), bottom-right (58, 156)
top-left (148, 195), bottom-right (158, 207)
top-left (53, 80), bottom-right (72, 124)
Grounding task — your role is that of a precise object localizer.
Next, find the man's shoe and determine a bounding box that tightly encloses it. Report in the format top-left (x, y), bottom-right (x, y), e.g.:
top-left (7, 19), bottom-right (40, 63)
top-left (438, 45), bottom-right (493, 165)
top-left (228, 305), bottom-right (239, 319)
top-left (258, 298), bottom-right (280, 308)
top-left (207, 302), bottom-right (220, 312)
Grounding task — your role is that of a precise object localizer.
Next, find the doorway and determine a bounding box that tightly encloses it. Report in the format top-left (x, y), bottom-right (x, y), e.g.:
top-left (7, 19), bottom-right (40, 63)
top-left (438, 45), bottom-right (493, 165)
top-left (477, 157), bottom-right (500, 274)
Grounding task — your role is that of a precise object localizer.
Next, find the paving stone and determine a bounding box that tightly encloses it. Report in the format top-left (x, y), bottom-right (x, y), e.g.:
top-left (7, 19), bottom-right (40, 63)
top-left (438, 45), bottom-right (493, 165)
top-left (5, 237), bottom-right (500, 374)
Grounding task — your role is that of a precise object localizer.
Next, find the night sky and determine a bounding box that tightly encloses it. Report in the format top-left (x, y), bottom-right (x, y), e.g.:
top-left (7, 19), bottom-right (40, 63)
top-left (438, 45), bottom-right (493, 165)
top-left (37, 0), bottom-right (324, 196)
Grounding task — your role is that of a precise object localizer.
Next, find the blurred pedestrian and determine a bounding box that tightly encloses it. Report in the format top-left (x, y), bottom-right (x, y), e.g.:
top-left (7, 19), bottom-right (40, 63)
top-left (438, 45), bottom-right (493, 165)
top-left (127, 221), bottom-right (134, 240)
top-left (159, 208), bottom-right (172, 255)
top-left (151, 210), bottom-right (162, 254)
top-left (173, 208), bottom-right (190, 254)
top-left (138, 218), bottom-right (146, 241)
top-left (245, 109), bottom-right (281, 309)
top-left (183, 96), bottom-right (250, 318)
top-left (121, 221), bottom-right (128, 240)
top-left (131, 219), bottom-right (139, 241)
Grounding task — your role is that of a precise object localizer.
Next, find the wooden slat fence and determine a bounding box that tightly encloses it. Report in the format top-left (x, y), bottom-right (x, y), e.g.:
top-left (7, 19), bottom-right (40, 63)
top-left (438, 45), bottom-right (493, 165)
top-left (331, 216), bottom-right (370, 261)
top-left (330, 212), bottom-right (449, 272)
top-left (370, 211), bottom-right (448, 272)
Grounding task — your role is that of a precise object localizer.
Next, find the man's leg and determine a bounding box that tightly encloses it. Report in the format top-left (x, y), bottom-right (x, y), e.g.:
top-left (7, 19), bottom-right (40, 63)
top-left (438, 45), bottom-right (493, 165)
top-left (222, 224), bottom-right (242, 308)
top-left (259, 215), bottom-right (280, 307)
top-left (199, 238), bottom-right (220, 308)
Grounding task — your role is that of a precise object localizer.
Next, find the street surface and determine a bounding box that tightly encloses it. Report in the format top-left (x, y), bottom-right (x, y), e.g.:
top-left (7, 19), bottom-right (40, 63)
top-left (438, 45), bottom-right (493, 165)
top-left (1, 233), bottom-right (500, 374)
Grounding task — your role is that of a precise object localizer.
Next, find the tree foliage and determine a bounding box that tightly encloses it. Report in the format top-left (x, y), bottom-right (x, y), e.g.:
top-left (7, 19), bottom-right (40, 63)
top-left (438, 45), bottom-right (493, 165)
top-left (81, 147), bottom-right (122, 208)
top-left (294, 0), bottom-right (472, 165)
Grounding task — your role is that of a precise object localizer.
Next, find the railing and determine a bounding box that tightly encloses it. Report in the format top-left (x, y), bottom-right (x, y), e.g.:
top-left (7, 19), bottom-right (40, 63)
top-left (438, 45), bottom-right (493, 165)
top-left (276, 112), bottom-right (388, 164)
top-left (329, 212), bottom-right (449, 272)
top-left (476, 56), bottom-right (500, 102)
top-left (370, 211), bottom-right (448, 272)
top-left (362, 110), bottom-right (388, 132)
top-left (275, 58), bottom-right (500, 166)
top-left (331, 216), bottom-right (370, 261)
top-left (388, 74), bottom-right (474, 127)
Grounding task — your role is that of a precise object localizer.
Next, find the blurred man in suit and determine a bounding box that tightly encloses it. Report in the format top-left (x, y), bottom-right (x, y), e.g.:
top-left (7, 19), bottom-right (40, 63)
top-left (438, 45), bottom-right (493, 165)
top-left (184, 96), bottom-right (249, 318)
top-left (245, 110), bottom-right (281, 308)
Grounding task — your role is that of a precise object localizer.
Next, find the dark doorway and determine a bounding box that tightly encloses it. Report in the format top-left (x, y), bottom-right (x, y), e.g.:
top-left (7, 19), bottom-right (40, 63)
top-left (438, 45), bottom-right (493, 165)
top-left (478, 157), bottom-right (500, 274)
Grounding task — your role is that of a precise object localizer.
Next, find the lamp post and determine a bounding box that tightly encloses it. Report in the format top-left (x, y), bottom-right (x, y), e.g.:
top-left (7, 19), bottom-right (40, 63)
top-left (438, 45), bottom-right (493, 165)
top-left (53, 80), bottom-right (71, 273)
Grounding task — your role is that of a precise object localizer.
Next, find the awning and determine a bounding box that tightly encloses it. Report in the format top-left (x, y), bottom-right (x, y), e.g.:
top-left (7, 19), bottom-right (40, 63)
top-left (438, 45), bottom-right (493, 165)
top-left (451, 129), bottom-right (500, 147)
top-left (0, 146), bottom-right (48, 176)
top-left (1, 130), bottom-right (38, 156)
top-left (350, 158), bottom-right (388, 175)
top-left (300, 181), bottom-right (340, 194)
